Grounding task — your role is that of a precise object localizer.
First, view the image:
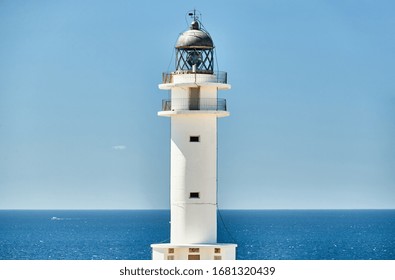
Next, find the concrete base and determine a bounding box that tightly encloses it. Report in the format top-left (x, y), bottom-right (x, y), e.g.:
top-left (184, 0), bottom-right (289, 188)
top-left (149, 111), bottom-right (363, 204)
top-left (151, 243), bottom-right (237, 260)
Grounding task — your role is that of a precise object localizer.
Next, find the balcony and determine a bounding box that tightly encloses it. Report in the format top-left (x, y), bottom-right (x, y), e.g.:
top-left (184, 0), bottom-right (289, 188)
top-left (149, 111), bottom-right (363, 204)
top-left (162, 71), bottom-right (228, 84)
top-left (161, 98), bottom-right (227, 112)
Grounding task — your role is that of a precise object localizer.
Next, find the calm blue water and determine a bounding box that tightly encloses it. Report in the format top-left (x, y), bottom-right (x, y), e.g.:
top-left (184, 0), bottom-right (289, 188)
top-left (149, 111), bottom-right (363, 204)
top-left (0, 210), bottom-right (394, 260)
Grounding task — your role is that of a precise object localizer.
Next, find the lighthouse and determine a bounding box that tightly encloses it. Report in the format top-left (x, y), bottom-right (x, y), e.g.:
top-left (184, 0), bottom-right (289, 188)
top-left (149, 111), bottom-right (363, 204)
top-left (151, 11), bottom-right (237, 260)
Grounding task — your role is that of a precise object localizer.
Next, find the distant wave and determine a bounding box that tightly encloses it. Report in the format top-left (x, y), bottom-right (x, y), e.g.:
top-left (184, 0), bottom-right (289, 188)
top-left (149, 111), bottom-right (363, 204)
top-left (50, 217), bottom-right (73, 221)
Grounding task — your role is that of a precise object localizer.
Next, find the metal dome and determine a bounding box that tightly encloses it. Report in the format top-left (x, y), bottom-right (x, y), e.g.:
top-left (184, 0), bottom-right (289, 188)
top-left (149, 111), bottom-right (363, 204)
top-left (175, 21), bottom-right (214, 49)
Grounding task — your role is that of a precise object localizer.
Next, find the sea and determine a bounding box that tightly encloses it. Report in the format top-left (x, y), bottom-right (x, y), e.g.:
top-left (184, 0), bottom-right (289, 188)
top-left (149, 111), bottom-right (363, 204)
top-left (0, 210), bottom-right (394, 260)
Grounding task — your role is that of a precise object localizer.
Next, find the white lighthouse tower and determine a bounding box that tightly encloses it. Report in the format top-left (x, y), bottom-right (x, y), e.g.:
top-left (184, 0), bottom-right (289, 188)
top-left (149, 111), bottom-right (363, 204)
top-left (151, 11), bottom-right (237, 260)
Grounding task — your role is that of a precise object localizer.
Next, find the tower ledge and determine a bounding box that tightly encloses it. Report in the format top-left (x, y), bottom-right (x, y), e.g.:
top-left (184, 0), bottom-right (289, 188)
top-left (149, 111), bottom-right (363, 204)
top-left (158, 110), bottom-right (230, 117)
top-left (159, 82), bottom-right (231, 90)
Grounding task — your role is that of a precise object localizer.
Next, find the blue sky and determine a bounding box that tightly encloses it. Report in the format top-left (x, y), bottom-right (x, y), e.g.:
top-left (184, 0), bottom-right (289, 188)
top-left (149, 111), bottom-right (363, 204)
top-left (0, 0), bottom-right (394, 209)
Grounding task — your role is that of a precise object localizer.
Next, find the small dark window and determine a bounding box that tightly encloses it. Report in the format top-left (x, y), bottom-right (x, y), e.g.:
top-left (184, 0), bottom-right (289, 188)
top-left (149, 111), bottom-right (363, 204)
top-left (190, 136), bottom-right (200, 142)
top-left (190, 192), bottom-right (200, 199)
top-left (188, 255), bottom-right (200, 260)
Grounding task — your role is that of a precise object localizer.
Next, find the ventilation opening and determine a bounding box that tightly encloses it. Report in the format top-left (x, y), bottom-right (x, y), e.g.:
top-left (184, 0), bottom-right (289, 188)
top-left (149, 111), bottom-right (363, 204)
top-left (188, 255), bottom-right (200, 260)
top-left (190, 136), bottom-right (200, 142)
top-left (189, 192), bottom-right (200, 199)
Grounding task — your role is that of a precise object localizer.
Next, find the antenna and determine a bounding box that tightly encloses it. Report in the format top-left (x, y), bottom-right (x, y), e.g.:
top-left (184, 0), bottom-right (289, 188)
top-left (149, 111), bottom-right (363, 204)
top-left (187, 9), bottom-right (201, 22)
top-left (188, 9), bottom-right (197, 21)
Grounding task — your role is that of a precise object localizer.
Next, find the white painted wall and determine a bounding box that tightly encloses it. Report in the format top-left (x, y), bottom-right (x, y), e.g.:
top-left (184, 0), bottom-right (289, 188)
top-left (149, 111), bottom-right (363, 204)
top-left (173, 73), bottom-right (219, 84)
top-left (170, 115), bottom-right (217, 244)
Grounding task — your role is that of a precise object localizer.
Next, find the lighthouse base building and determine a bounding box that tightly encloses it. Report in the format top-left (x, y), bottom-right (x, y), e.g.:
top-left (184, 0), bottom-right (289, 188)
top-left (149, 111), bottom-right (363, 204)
top-left (151, 244), bottom-right (236, 260)
top-left (151, 12), bottom-right (237, 260)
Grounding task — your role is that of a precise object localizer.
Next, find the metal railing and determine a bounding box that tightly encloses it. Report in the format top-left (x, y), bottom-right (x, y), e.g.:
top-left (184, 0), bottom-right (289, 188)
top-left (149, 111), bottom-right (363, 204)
top-left (161, 98), bottom-right (227, 111)
top-left (162, 71), bottom-right (228, 84)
